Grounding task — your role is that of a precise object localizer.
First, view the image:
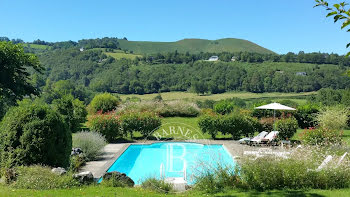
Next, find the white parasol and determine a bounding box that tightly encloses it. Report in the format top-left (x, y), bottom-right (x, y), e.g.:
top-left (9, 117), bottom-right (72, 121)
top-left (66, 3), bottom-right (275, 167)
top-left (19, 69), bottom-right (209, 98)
top-left (255, 102), bottom-right (296, 130)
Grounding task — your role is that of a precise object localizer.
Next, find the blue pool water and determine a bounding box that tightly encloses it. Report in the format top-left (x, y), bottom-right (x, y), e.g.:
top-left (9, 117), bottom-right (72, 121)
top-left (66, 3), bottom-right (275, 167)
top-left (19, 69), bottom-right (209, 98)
top-left (106, 142), bottom-right (236, 184)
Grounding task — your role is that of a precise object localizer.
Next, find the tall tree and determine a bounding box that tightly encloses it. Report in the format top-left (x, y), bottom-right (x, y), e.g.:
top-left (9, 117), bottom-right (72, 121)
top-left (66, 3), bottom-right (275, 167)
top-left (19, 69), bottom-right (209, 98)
top-left (0, 41), bottom-right (43, 117)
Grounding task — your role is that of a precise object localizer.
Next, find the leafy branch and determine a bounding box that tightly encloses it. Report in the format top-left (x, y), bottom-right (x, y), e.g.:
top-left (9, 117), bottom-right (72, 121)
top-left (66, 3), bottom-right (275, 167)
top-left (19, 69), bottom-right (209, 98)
top-left (315, 0), bottom-right (350, 56)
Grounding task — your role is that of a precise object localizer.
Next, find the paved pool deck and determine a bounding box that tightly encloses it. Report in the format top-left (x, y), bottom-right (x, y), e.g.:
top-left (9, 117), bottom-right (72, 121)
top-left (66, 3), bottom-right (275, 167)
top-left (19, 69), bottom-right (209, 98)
top-left (81, 140), bottom-right (290, 180)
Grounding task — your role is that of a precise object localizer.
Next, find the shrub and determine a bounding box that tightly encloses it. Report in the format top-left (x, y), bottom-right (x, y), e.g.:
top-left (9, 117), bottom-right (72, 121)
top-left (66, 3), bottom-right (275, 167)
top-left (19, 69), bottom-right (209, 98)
top-left (213, 100), bottom-right (235, 115)
top-left (294, 104), bottom-right (319, 128)
top-left (117, 100), bottom-right (200, 117)
top-left (193, 164), bottom-right (241, 193)
top-left (53, 94), bottom-right (87, 133)
top-left (141, 178), bottom-right (173, 193)
top-left (259, 117), bottom-right (275, 132)
top-left (0, 102), bottom-right (71, 168)
top-left (198, 113), bottom-right (261, 139)
top-left (72, 131), bottom-right (107, 160)
top-left (11, 165), bottom-right (80, 189)
top-left (316, 106), bottom-right (348, 131)
top-left (159, 100), bottom-right (200, 117)
top-left (120, 111), bottom-right (161, 137)
top-left (196, 99), bottom-right (216, 109)
top-left (300, 127), bottom-right (343, 146)
top-left (275, 117), bottom-right (298, 140)
top-left (87, 113), bottom-right (121, 142)
top-left (69, 155), bottom-right (86, 172)
top-left (198, 114), bottom-right (219, 139)
top-left (88, 93), bottom-right (121, 114)
top-left (239, 151), bottom-right (350, 191)
top-left (101, 171), bottom-right (135, 188)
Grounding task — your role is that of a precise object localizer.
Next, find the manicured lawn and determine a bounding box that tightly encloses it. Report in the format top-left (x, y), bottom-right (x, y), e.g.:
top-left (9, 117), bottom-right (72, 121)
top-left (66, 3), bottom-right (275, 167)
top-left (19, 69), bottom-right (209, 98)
top-left (1, 185), bottom-right (350, 197)
top-left (118, 91), bottom-right (314, 103)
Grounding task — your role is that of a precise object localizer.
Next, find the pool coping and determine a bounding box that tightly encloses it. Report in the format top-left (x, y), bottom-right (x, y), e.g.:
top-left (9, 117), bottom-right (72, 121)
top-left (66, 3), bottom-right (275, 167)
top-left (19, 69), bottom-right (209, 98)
top-left (93, 140), bottom-right (239, 180)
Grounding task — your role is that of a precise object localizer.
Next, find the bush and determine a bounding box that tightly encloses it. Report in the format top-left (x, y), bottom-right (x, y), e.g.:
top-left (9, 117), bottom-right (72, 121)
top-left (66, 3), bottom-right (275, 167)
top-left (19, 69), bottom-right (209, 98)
top-left (141, 178), bottom-right (173, 193)
top-left (213, 100), bottom-right (235, 115)
top-left (198, 114), bottom-right (219, 139)
top-left (259, 117), bottom-right (275, 132)
top-left (294, 104), bottom-right (319, 129)
top-left (300, 127), bottom-right (343, 146)
top-left (275, 117), bottom-right (298, 140)
top-left (198, 113), bottom-right (261, 139)
top-left (193, 164), bottom-right (241, 193)
top-left (120, 111), bottom-right (161, 137)
top-left (0, 102), bottom-right (71, 168)
top-left (72, 131), bottom-right (107, 160)
top-left (101, 171), bottom-right (134, 188)
top-left (196, 99), bottom-right (216, 109)
top-left (69, 155), bottom-right (86, 172)
top-left (10, 165), bottom-right (80, 189)
top-left (239, 152), bottom-right (350, 191)
top-left (53, 94), bottom-right (87, 133)
top-left (117, 100), bottom-right (200, 117)
top-left (88, 93), bottom-right (121, 114)
top-left (87, 113), bottom-right (121, 142)
top-left (316, 106), bottom-right (348, 131)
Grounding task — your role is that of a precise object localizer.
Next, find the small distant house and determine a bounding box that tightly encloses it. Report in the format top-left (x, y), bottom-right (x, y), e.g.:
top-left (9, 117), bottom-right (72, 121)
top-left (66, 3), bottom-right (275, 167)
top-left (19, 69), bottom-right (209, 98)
top-left (79, 47), bottom-right (84, 52)
top-left (231, 56), bottom-right (236, 61)
top-left (296, 72), bottom-right (307, 76)
top-left (208, 56), bottom-right (219, 61)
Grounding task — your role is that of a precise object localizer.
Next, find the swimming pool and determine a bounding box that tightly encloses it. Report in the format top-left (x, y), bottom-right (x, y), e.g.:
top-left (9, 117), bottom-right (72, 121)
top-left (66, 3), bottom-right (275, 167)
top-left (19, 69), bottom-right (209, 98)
top-left (106, 142), bottom-right (236, 184)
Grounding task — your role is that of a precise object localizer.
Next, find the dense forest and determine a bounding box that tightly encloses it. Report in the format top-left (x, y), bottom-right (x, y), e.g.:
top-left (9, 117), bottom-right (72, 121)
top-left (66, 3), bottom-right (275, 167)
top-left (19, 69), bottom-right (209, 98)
top-left (1, 36), bottom-right (350, 96)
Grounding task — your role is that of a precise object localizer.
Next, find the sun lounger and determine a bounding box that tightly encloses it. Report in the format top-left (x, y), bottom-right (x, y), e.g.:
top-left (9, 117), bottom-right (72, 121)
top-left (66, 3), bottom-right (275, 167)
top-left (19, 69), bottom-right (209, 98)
top-left (248, 131), bottom-right (268, 145)
top-left (316, 155), bottom-right (333, 171)
top-left (260, 131), bottom-right (279, 145)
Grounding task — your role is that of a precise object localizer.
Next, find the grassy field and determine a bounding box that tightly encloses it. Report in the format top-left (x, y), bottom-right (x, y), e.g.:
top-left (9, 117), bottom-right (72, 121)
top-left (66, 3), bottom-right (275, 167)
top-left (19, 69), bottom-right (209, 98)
top-left (119, 91), bottom-right (315, 104)
top-left (118, 38), bottom-right (274, 54)
top-left (105, 51), bottom-right (142, 60)
top-left (23, 43), bottom-right (51, 50)
top-left (1, 185), bottom-right (350, 197)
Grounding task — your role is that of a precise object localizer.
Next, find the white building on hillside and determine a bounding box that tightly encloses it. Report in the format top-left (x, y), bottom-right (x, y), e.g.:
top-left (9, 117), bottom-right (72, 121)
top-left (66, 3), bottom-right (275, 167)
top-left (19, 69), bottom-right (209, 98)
top-left (208, 56), bottom-right (219, 61)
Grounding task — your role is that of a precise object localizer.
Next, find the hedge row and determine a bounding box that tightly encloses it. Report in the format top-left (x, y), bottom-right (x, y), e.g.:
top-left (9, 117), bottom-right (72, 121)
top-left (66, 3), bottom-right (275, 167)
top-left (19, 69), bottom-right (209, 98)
top-left (87, 111), bottom-right (161, 142)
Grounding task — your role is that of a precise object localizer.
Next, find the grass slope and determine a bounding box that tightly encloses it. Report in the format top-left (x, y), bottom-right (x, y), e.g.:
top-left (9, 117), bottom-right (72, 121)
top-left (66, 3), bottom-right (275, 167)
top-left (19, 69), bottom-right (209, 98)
top-left (118, 38), bottom-right (274, 54)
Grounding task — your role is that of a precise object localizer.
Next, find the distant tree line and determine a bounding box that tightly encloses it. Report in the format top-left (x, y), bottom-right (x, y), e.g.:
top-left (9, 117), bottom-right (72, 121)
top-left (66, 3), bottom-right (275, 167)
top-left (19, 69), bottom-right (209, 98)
top-left (138, 51), bottom-right (350, 67)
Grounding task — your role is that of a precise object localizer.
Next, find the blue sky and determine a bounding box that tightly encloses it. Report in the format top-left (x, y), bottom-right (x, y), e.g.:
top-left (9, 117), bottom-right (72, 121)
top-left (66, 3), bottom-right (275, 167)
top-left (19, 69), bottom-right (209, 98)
top-left (0, 0), bottom-right (348, 54)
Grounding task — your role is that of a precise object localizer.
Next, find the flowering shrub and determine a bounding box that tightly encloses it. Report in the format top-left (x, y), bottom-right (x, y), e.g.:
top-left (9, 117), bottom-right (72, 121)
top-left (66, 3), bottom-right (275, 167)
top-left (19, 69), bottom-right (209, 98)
top-left (87, 113), bottom-right (121, 142)
top-left (299, 127), bottom-right (343, 146)
top-left (275, 117), bottom-right (298, 140)
top-left (72, 131), bottom-right (107, 160)
top-left (120, 111), bottom-right (161, 137)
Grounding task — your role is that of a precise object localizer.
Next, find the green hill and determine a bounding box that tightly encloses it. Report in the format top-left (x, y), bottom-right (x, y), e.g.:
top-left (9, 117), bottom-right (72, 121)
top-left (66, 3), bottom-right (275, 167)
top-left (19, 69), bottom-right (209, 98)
top-left (118, 38), bottom-right (274, 54)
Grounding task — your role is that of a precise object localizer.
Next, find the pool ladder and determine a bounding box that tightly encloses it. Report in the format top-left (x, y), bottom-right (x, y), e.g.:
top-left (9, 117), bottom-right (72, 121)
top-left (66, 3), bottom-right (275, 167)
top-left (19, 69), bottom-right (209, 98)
top-left (160, 162), bottom-right (187, 181)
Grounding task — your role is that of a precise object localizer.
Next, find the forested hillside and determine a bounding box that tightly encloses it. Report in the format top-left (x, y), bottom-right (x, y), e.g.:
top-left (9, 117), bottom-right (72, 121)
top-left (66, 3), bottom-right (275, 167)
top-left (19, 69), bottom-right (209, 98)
top-left (2, 36), bottom-right (349, 96)
top-left (34, 48), bottom-right (350, 96)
